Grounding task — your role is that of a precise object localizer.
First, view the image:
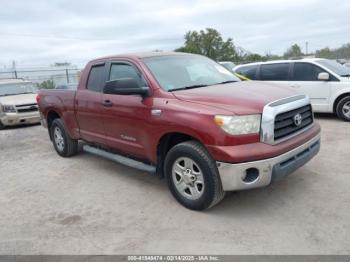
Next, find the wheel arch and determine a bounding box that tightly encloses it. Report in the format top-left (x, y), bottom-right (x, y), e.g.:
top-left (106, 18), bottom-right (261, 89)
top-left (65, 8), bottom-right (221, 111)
top-left (156, 132), bottom-right (201, 178)
top-left (333, 92), bottom-right (350, 113)
top-left (46, 110), bottom-right (62, 140)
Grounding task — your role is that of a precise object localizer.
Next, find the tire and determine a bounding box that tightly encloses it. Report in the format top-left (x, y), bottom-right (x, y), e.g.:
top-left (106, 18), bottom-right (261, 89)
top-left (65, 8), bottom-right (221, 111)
top-left (50, 118), bottom-right (78, 157)
top-left (0, 121), bottom-right (4, 130)
top-left (164, 140), bottom-right (225, 210)
top-left (336, 96), bottom-right (350, 122)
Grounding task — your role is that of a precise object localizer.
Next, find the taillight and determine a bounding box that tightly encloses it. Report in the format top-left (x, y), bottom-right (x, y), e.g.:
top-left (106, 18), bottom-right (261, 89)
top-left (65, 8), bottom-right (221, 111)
top-left (36, 94), bottom-right (41, 104)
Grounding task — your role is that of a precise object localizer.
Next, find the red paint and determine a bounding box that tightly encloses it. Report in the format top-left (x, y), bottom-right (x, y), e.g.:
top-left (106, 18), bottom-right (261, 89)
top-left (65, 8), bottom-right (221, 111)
top-left (38, 52), bottom-right (321, 164)
top-left (36, 94), bottom-right (41, 104)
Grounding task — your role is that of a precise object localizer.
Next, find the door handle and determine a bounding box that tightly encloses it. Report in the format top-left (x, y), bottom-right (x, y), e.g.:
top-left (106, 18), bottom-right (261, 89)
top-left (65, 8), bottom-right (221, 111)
top-left (102, 100), bottom-right (113, 107)
top-left (289, 84), bottom-right (300, 88)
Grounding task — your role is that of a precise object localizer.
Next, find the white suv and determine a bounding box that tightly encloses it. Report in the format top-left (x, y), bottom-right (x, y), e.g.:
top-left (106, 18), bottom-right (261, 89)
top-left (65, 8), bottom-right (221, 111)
top-left (0, 79), bottom-right (40, 129)
top-left (234, 59), bottom-right (350, 121)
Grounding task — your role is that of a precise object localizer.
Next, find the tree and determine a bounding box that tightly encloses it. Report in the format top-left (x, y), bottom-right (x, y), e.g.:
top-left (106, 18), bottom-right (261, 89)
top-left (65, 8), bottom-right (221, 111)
top-left (284, 44), bottom-right (303, 58)
top-left (241, 53), bottom-right (266, 63)
top-left (315, 47), bottom-right (333, 59)
top-left (37, 80), bottom-right (55, 89)
top-left (315, 44), bottom-right (350, 59)
top-left (175, 28), bottom-right (239, 61)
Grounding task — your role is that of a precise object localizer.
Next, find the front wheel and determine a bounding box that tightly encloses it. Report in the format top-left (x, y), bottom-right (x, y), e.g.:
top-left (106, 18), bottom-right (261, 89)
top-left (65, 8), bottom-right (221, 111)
top-left (50, 119), bottom-right (78, 157)
top-left (164, 141), bottom-right (225, 210)
top-left (336, 96), bottom-right (350, 121)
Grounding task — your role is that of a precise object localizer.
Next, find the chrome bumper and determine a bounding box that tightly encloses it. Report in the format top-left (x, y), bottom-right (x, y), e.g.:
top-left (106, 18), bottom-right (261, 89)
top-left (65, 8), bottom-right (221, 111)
top-left (217, 133), bottom-right (321, 191)
top-left (0, 112), bottom-right (40, 126)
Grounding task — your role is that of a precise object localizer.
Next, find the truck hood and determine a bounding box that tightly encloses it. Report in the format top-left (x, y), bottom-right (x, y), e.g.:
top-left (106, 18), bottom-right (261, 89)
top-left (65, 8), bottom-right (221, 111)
top-left (0, 93), bottom-right (37, 106)
top-left (172, 81), bottom-right (297, 115)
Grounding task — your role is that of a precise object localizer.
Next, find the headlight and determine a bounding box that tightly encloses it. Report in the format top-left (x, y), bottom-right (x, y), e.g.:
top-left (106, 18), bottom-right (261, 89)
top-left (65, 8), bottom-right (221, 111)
top-left (2, 105), bottom-right (16, 113)
top-left (214, 114), bottom-right (261, 135)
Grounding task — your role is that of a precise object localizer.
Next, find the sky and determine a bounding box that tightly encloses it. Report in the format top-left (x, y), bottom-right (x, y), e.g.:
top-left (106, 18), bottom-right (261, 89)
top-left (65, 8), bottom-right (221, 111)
top-left (1, 0), bottom-right (350, 68)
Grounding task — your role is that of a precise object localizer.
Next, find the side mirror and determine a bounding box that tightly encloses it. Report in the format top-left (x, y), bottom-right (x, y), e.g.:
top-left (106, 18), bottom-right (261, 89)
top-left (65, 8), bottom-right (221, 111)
top-left (318, 72), bottom-right (330, 81)
top-left (103, 78), bottom-right (149, 96)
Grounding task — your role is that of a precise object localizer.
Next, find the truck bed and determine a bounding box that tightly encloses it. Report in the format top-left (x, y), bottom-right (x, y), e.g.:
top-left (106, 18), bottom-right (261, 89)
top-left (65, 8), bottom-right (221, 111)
top-left (38, 89), bottom-right (79, 138)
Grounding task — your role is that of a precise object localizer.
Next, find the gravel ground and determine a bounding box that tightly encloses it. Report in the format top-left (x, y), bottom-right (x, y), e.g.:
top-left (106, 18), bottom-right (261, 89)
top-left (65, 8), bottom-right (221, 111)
top-left (0, 115), bottom-right (349, 255)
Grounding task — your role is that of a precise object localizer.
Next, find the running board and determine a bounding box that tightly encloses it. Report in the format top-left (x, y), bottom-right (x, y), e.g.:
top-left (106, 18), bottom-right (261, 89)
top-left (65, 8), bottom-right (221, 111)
top-left (83, 145), bottom-right (156, 174)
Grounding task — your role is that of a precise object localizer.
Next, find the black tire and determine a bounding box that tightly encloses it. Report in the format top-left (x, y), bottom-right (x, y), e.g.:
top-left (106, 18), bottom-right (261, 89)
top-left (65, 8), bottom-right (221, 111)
top-left (50, 118), bottom-right (78, 157)
top-left (164, 140), bottom-right (225, 210)
top-left (0, 121), bottom-right (4, 130)
top-left (336, 96), bottom-right (350, 122)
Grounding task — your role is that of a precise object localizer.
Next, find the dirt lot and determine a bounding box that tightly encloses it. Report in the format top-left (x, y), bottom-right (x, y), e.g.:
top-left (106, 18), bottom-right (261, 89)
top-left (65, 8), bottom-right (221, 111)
top-left (0, 115), bottom-right (349, 255)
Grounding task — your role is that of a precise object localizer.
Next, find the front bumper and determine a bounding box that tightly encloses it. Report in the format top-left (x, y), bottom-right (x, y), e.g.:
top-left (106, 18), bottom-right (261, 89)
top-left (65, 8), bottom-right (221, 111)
top-left (217, 133), bottom-right (320, 191)
top-left (0, 112), bottom-right (40, 126)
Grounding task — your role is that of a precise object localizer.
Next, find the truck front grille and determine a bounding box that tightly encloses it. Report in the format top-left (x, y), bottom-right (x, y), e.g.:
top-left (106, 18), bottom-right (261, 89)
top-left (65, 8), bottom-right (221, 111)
top-left (17, 107), bottom-right (38, 113)
top-left (16, 103), bottom-right (39, 113)
top-left (274, 105), bottom-right (313, 141)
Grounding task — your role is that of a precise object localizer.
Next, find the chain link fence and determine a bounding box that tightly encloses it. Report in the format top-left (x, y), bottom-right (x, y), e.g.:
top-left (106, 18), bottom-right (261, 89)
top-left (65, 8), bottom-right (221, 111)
top-left (0, 68), bottom-right (81, 88)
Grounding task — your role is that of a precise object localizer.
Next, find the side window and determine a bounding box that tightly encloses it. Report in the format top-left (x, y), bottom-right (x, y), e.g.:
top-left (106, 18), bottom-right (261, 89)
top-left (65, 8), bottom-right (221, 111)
top-left (260, 63), bottom-right (290, 81)
top-left (109, 63), bottom-right (145, 87)
top-left (87, 64), bottom-right (105, 92)
top-left (293, 63), bottom-right (326, 81)
top-left (235, 65), bottom-right (258, 80)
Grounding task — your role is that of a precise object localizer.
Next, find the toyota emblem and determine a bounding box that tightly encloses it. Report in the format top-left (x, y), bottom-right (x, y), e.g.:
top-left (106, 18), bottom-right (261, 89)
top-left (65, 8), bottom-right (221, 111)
top-left (293, 113), bottom-right (302, 126)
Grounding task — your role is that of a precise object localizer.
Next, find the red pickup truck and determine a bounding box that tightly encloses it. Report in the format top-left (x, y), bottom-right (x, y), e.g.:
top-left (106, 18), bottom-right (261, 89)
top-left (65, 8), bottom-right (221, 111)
top-left (37, 52), bottom-right (321, 210)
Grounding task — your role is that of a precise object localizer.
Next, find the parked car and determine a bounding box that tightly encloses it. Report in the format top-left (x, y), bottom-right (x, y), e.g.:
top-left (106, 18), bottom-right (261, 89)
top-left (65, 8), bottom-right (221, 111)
top-left (55, 83), bottom-right (78, 90)
top-left (219, 61), bottom-right (250, 80)
top-left (234, 59), bottom-right (350, 121)
top-left (336, 59), bottom-right (347, 65)
top-left (37, 52), bottom-right (321, 210)
top-left (0, 79), bottom-right (40, 129)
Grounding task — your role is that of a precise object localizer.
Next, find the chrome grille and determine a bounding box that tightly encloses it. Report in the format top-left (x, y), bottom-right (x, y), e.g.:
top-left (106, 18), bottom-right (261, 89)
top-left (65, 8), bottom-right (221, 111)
top-left (274, 105), bottom-right (313, 141)
top-left (15, 103), bottom-right (38, 113)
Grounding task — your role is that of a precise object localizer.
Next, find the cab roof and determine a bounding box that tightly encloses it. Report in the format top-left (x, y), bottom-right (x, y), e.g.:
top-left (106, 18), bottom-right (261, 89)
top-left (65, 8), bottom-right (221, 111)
top-left (89, 51), bottom-right (196, 63)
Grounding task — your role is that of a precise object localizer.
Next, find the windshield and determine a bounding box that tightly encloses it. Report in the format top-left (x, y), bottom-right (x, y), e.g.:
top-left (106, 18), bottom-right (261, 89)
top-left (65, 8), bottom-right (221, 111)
top-left (220, 62), bottom-right (236, 72)
top-left (0, 83), bottom-right (38, 96)
top-left (317, 59), bottom-right (350, 77)
top-left (143, 55), bottom-right (240, 91)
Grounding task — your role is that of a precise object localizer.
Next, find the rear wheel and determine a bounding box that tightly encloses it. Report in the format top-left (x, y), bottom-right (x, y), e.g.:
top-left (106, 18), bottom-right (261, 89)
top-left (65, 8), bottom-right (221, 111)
top-left (50, 119), bottom-right (78, 157)
top-left (164, 140), bottom-right (225, 210)
top-left (336, 96), bottom-right (350, 121)
top-left (0, 121), bottom-right (4, 130)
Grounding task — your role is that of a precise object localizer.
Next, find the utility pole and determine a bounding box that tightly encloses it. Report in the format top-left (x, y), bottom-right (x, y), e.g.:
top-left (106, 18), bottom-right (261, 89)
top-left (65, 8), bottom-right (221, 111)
top-left (305, 41), bottom-right (308, 56)
top-left (12, 60), bottom-right (17, 79)
top-left (65, 68), bottom-right (69, 83)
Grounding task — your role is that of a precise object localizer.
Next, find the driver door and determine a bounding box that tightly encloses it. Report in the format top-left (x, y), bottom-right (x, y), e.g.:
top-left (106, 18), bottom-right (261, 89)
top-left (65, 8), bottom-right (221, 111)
top-left (101, 61), bottom-right (152, 159)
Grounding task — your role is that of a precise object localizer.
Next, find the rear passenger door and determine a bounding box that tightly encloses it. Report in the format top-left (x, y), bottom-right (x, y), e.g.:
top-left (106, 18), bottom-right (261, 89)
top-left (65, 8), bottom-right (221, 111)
top-left (289, 62), bottom-right (332, 112)
top-left (75, 63), bottom-right (107, 145)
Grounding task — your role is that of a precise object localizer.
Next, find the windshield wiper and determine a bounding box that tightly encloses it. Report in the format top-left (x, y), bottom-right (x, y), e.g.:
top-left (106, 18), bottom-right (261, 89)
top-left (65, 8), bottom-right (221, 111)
top-left (169, 84), bottom-right (209, 92)
top-left (341, 74), bottom-right (350, 77)
top-left (215, 80), bottom-right (238, 85)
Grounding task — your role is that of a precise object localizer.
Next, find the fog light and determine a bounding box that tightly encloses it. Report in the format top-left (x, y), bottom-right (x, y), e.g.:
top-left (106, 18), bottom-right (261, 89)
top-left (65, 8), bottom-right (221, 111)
top-left (242, 168), bottom-right (259, 183)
